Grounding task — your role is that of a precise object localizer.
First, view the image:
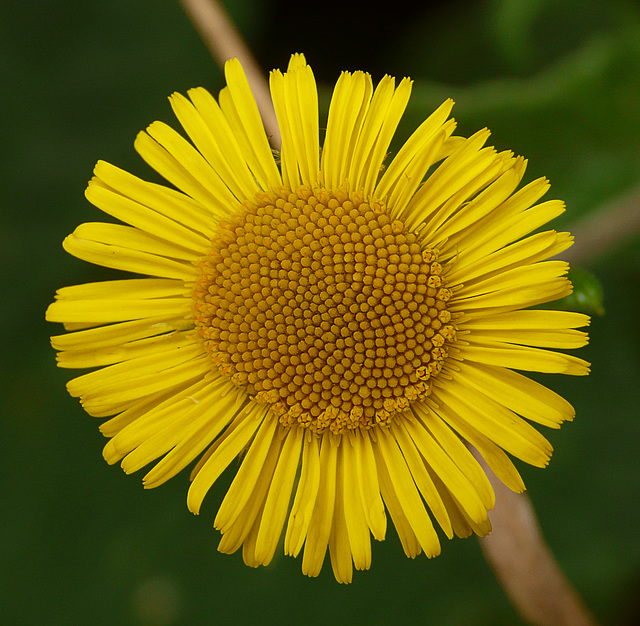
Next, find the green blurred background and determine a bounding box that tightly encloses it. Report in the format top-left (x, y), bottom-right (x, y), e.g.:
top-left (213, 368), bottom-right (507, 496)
top-left (2, 0), bottom-right (640, 623)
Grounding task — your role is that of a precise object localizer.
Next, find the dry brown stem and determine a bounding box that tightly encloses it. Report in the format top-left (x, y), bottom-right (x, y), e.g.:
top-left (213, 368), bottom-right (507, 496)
top-left (562, 183), bottom-right (640, 265)
top-left (473, 450), bottom-right (598, 625)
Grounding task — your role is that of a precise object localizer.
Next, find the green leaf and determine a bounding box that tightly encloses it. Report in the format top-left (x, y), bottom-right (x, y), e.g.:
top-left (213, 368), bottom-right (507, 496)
top-left (554, 267), bottom-right (605, 315)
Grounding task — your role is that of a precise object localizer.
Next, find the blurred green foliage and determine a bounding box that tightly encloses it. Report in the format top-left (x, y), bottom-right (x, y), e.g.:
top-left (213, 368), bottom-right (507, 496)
top-left (2, 0), bottom-right (640, 624)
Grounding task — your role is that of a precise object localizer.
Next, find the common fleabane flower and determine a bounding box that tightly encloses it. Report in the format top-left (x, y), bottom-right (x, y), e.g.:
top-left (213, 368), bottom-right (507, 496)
top-left (46, 53), bottom-right (590, 583)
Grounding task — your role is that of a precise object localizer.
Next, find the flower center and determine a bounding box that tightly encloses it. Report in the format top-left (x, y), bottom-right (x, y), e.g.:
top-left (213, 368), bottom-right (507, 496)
top-left (193, 186), bottom-right (456, 434)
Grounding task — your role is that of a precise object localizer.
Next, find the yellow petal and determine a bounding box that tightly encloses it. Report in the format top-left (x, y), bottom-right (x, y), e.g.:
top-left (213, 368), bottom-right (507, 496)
top-left (373, 439), bottom-right (421, 558)
top-left (348, 76), bottom-right (413, 197)
top-left (215, 416), bottom-right (279, 532)
top-left (374, 427), bottom-right (441, 557)
top-left (462, 309), bottom-right (590, 331)
top-left (92, 160), bottom-right (214, 233)
top-left (51, 314), bottom-right (188, 352)
top-left (458, 342), bottom-right (591, 376)
top-left (413, 408), bottom-right (495, 511)
top-left (352, 433), bottom-right (387, 541)
top-left (432, 381), bottom-right (554, 466)
top-left (468, 327), bottom-right (589, 350)
top-left (99, 390), bottom-right (168, 440)
top-left (187, 403), bottom-right (268, 514)
top-left (401, 411), bottom-right (489, 525)
top-left (301, 432), bottom-right (338, 577)
top-left (121, 378), bottom-right (238, 476)
top-left (102, 378), bottom-right (211, 461)
top-left (270, 61), bottom-right (319, 188)
top-left (253, 425), bottom-right (303, 565)
top-left (51, 278), bottom-right (188, 302)
top-left (391, 420), bottom-right (453, 538)
top-left (188, 85), bottom-right (279, 192)
top-left (142, 384), bottom-right (245, 488)
top-left (134, 129), bottom-right (233, 218)
top-left (47, 297), bottom-right (191, 327)
top-left (217, 425), bottom-right (282, 555)
top-left (380, 121), bottom-right (454, 220)
top-left (448, 230), bottom-right (572, 285)
top-left (79, 354), bottom-right (209, 411)
top-left (448, 198), bottom-right (565, 262)
top-left (450, 273), bottom-right (572, 314)
top-left (434, 166), bottom-right (523, 245)
top-left (284, 433), bottom-right (321, 557)
top-left (85, 179), bottom-right (209, 254)
top-left (55, 329), bottom-right (196, 369)
top-left (61, 226), bottom-right (198, 281)
top-left (456, 259), bottom-right (569, 297)
top-left (434, 400), bottom-right (526, 494)
top-left (452, 361), bottom-right (575, 428)
top-left (223, 57), bottom-right (281, 188)
top-left (321, 71), bottom-right (373, 189)
top-left (341, 440), bottom-right (372, 571)
top-left (406, 128), bottom-right (495, 233)
top-left (376, 98), bottom-right (454, 213)
top-left (169, 91), bottom-right (259, 201)
top-left (329, 453), bottom-right (354, 584)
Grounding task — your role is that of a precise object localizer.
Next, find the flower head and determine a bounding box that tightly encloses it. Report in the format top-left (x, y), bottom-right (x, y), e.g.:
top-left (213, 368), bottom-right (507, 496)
top-left (46, 54), bottom-right (590, 582)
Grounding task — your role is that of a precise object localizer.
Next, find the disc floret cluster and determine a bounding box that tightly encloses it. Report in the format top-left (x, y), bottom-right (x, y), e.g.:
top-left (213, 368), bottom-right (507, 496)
top-left (193, 185), bottom-right (456, 434)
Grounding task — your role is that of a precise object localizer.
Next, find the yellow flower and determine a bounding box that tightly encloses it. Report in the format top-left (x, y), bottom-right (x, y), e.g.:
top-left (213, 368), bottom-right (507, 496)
top-left (46, 53), bottom-right (590, 583)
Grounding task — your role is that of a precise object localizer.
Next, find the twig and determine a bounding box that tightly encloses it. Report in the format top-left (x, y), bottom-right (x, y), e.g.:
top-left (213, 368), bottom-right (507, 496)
top-left (562, 183), bottom-right (640, 265)
top-left (472, 449), bottom-right (598, 626)
top-left (178, 0), bottom-right (281, 148)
